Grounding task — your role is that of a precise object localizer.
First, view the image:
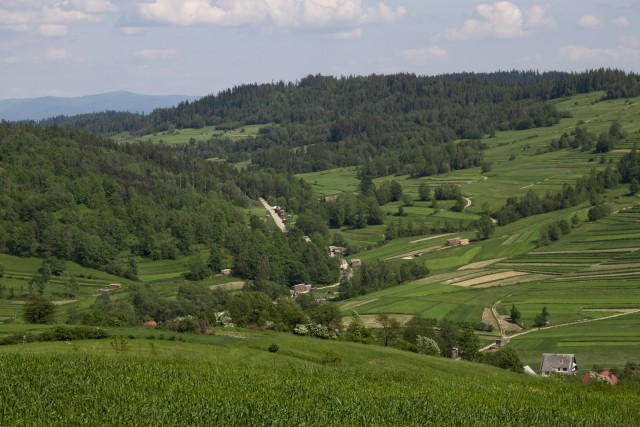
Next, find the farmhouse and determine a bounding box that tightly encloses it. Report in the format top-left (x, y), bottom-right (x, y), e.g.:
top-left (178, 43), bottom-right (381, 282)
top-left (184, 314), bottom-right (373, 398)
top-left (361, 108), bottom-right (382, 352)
top-left (291, 283), bottom-right (312, 296)
top-left (220, 268), bottom-right (232, 276)
top-left (582, 370), bottom-right (618, 385)
top-left (540, 353), bottom-right (578, 376)
top-left (350, 259), bottom-right (362, 267)
top-left (446, 237), bottom-right (470, 247)
top-left (329, 246), bottom-right (346, 256)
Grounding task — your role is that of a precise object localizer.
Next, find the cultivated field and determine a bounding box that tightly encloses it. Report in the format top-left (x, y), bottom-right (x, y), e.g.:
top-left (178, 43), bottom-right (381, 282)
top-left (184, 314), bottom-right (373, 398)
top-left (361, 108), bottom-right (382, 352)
top-left (0, 330), bottom-right (638, 426)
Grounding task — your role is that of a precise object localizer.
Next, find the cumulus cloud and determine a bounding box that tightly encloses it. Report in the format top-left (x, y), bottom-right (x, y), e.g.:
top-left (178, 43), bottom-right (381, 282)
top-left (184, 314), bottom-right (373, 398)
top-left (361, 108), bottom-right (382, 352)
top-left (559, 44), bottom-right (639, 62)
top-left (0, 1), bottom-right (114, 35)
top-left (327, 27), bottom-right (362, 40)
top-left (68, 0), bottom-right (118, 14)
top-left (612, 16), bottom-right (630, 27)
top-left (134, 48), bottom-right (178, 60)
top-left (525, 4), bottom-right (556, 29)
top-left (38, 23), bottom-right (68, 37)
top-left (44, 47), bottom-right (70, 61)
top-left (437, 1), bottom-right (529, 40)
top-left (402, 46), bottom-right (448, 62)
top-left (578, 15), bottom-right (600, 28)
top-left (138, 0), bottom-right (405, 27)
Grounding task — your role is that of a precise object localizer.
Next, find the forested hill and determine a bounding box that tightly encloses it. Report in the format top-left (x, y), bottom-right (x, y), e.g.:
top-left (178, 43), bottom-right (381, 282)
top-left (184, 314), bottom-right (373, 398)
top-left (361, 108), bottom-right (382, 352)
top-left (0, 122), bottom-right (337, 285)
top-left (43, 69), bottom-right (640, 176)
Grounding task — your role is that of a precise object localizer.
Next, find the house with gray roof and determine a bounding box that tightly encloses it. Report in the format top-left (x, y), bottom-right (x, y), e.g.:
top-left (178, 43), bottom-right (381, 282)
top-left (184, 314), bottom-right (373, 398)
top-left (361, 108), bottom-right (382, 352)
top-left (540, 353), bottom-right (578, 376)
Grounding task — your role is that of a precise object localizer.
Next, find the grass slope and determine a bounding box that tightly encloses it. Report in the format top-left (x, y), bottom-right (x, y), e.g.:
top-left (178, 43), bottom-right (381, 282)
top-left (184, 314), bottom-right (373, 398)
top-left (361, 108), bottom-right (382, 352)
top-left (0, 331), bottom-right (638, 426)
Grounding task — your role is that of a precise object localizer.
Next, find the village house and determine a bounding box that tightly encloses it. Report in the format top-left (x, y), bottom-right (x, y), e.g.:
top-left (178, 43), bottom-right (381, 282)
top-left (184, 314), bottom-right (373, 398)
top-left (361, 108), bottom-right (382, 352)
top-left (582, 370), bottom-right (618, 385)
top-left (328, 246), bottom-right (346, 256)
top-left (350, 259), bottom-right (362, 267)
top-left (220, 268), bottom-right (232, 276)
top-left (290, 283), bottom-right (312, 297)
top-left (446, 237), bottom-right (470, 247)
top-left (540, 353), bottom-right (578, 376)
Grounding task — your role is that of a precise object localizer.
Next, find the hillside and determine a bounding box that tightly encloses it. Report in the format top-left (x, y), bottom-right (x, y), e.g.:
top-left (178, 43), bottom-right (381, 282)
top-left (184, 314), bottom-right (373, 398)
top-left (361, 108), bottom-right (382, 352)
top-left (0, 330), bottom-right (638, 426)
top-left (1, 71), bottom-right (640, 418)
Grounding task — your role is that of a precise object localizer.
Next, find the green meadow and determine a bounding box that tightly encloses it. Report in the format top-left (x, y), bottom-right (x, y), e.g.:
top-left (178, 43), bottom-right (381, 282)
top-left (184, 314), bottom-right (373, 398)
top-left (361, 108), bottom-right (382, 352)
top-left (296, 93), bottom-right (640, 368)
top-left (114, 124), bottom-right (266, 146)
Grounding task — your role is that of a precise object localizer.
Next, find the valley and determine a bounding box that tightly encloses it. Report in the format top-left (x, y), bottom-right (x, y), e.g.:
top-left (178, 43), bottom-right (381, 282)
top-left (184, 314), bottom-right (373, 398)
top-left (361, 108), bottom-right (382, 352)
top-left (1, 70), bottom-right (640, 425)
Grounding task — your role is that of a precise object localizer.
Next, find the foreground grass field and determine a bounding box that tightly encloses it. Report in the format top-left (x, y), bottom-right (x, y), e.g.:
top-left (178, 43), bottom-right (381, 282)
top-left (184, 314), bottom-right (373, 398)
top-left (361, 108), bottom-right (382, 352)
top-left (0, 331), bottom-right (638, 426)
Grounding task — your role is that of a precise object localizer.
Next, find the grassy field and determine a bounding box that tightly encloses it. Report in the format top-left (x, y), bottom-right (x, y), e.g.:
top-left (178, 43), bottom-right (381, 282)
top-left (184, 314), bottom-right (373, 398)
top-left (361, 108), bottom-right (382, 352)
top-left (114, 124), bottom-right (266, 146)
top-left (0, 330), bottom-right (638, 426)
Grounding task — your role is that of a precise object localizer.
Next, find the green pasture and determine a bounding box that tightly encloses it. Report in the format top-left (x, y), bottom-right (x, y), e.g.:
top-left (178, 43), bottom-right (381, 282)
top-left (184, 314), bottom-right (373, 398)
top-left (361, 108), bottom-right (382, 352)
top-left (510, 312), bottom-right (640, 370)
top-left (115, 124), bottom-right (266, 146)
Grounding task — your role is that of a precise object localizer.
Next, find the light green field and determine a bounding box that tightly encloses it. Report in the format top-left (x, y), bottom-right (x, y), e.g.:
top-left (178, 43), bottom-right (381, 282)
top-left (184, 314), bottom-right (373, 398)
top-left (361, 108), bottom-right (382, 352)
top-left (115, 124), bottom-right (266, 146)
top-left (0, 329), bottom-right (638, 426)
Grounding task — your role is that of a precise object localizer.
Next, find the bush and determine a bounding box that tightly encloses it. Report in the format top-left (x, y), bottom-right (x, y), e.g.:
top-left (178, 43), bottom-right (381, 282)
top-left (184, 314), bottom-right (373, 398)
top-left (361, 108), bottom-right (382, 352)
top-left (23, 296), bottom-right (56, 324)
top-left (416, 336), bottom-right (440, 356)
top-left (268, 343), bottom-right (279, 353)
top-left (588, 204), bottom-right (610, 221)
top-left (321, 351), bottom-right (342, 365)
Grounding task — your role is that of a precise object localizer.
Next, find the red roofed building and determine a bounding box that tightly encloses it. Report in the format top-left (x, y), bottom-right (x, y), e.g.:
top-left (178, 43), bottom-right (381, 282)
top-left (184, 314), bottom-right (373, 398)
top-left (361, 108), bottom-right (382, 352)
top-left (582, 370), bottom-right (618, 385)
top-left (143, 320), bottom-right (158, 327)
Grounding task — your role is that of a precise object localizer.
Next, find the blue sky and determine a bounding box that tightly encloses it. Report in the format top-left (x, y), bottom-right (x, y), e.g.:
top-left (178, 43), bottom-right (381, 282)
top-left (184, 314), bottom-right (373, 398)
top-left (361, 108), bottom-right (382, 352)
top-left (1, 0), bottom-right (638, 99)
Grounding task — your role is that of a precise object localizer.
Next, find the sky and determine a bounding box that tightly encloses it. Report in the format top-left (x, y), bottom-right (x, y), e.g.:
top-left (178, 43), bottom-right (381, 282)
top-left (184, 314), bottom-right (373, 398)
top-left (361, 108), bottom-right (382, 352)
top-left (1, 0), bottom-right (639, 100)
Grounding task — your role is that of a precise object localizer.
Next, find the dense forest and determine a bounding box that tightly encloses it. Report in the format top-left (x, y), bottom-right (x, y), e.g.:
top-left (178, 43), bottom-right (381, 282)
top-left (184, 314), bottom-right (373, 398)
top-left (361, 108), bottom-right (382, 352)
top-left (0, 122), bottom-right (336, 286)
top-left (41, 69), bottom-right (640, 177)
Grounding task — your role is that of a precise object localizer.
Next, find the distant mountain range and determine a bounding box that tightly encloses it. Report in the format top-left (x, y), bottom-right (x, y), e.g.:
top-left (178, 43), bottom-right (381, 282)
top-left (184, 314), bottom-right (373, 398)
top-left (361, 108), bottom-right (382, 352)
top-left (0, 91), bottom-right (200, 122)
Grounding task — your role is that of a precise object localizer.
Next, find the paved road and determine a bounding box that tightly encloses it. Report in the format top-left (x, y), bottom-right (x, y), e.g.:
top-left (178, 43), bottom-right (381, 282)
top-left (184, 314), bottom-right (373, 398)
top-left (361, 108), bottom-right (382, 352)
top-left (259, 197), bottom-right (286, 232)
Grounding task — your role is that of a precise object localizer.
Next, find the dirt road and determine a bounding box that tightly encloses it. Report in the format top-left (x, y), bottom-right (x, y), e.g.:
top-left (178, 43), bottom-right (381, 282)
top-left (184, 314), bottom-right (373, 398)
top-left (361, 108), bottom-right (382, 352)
top-left (259, 197), bottom-right (286, 232)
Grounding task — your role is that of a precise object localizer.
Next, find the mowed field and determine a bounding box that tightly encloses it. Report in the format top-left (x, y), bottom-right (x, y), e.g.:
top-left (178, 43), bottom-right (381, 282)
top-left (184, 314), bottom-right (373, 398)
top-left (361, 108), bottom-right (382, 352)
top-left (336, 202), bottom-right (640, 368)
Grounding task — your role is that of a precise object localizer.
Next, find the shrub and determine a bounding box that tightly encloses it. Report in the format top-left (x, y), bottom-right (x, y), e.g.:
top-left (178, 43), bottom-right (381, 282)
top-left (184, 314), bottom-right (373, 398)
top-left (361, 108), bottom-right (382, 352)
top-left (321, 351), bottom-right (342, 365)
top-left (268, 343), bottom-right (279, 353)
top-left (416, 336), bottom-right (440, 356)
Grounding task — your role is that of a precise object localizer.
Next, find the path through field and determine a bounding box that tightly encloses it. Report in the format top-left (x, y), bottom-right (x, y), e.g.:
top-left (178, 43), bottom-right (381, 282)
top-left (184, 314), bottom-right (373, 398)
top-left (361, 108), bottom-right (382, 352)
top-left (481, 302), bottom-right (640, 352)
top-left (462, 196), bottom-right (472, 210)
top-left (508, 309), bottom-right (640, 340)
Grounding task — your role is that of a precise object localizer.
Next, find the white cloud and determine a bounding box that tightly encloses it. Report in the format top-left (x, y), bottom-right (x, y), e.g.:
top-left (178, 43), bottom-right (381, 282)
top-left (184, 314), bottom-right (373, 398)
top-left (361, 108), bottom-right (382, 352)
top-left (438, 1), bottom-right (529, 40)
top-left (134, 48), bottom-right (178, 60)
top-left (358, 3), bottom-right (405, 24)
top-left (138, 0), bottom-right (405, 27)
top-left (44, 47), bottom-right (70, 61)
top-left (121, 26), bottom-right (144, 35)
top-left (327, 27), bottom-right (362, 40)
top-left (0, 1), bottom-right (111, 35)
top-left (69, 0), bottom-right (118, 14)
top-left (612, 16), bottom-right (630, 27)
top-left (402, 46), bottom-right (448, 62)
top-left (525, 4), bottom-right (556, 29)
top-left (578, 15), bottom-right (600, 28)
top-left (38, 24), bottom-right (68, 37)
top-left (559, 44), bottom-right (639, 62)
